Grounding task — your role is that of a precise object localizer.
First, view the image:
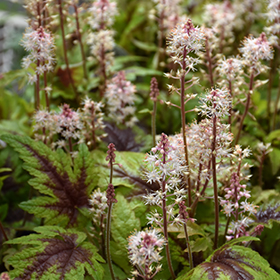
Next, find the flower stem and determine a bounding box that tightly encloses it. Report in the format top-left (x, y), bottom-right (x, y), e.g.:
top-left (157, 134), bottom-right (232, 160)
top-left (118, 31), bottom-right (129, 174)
top-left (73, 2), bottom-right (87, 80)
top-left (0, 221), bottom-right (9, 243)
top-left (106, 155), bottom-right (116, 280)
top-left (235, 72), bottom-right (254, 145)
top-left (152, 100), bottom-right (157, 146)
top-left (43, 71), bottom-right (49, 111)
top-left (162, 152), bottom-right (176, 279)
top-left (183, 223), bottom-right (193, 269)
top-left (212, 113), bottom-right (219, 249)
top-left (106, 202), bottom-right (115, 280)
top-left (58, 0), bottom-right (78, 100)
top-left (180, 47), bottom-right (192, 209)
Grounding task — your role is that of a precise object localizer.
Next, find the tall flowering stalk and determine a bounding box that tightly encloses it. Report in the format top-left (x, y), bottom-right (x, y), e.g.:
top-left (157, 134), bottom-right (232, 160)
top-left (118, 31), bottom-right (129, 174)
top-left (105, 143), bottom-right (117, 280)
top-left (144, 133), bottom-right (191, 278)
top-left (81, 97), bottom-right (106, 149)
top-left (21, 26), bottom-right (55, 110)
top-left (127, 229), bottom-right (165, 279)
top-left (265, 0), bottom-right (280, 125)
top-left (57, 0), bottom-right (77, 98)
top-left (105, 71), bottom-right (138, 127)
top-left (89, 188), bottom-right (108, 258)
top-left (72, 0), bottom-right (87, 79)
top-left (203, 1), bottom-right (236, 54)
top-left (200, 88), bottom-right (231, 249)
top-left (150, 77), bottom-right (160, 146)
top-left (151, 0), bottom-right (183, 68)
top-left (88, 0), bottom-right (118, 98)
top-left (166, 19), bottom-right (205, 208)
top-left (236, 32), bottom-right (273, 144)
top-left (217, 57), bottom-right (244, 133)
top-left (221, 173), bottom-right (258, 241)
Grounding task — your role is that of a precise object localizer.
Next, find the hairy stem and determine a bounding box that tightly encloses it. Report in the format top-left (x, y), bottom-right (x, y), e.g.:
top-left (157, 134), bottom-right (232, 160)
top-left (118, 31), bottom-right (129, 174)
top-left (181, 47), bottom-right (192, 208)
top-left (228, 80), bottom-right (232, 133)
top-left (235, 72), bottom-right (254, 145)
top-left (190, 160), bottom-right (211, 217)
top-left (267, 58), bottom-right (274, 129)
top-left (162, 152), bottom-right (176, 279)
top-left (0, 221), bottom-right (8, 242)
top-left (58, 0), bottom-right (78, 99)
top-left (106, 160), bottom-right (115, 280)
top-left (73, 3), bottom-right (87, 80)
top-left (183, 223), bottom-right (193, 269)
top-left (152, 100), bottom-right (157, 146)
top-left (106, 202), bottom-right (115, 280)
top-left (212, 113), bottom-right (219, 249)
top-left (205, 37), bottom-right (214, 87)
top-left (43, 71), bottom-right (49, 111)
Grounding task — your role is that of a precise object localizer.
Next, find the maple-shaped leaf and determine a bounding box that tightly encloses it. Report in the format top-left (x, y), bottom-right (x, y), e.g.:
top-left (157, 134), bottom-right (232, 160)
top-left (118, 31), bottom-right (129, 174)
top-left (6, 226), bottom-right (104, 280)
top-left (1, 134), bottom-right (98, 227)
top-left (177, 236), bottom-right (280, 280)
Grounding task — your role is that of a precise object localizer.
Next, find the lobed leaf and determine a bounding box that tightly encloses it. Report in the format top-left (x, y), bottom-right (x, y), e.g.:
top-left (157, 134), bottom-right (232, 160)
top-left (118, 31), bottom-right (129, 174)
top-left (177, 237), bottom-right (280, 280)
top-left (6, 226), bottom-right (104, 280)
top-left (1, 134), bottom-right (98, 227)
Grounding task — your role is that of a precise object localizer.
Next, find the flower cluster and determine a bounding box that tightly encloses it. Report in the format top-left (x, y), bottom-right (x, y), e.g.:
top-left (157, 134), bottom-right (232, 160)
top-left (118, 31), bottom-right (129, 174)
top-left (127, 229), bottom-right (164, 279)
top-left (82, 97), bottom-right (106, 147)
top-left (150, 77), bottom-right (160, 102)
top-left (169, 119), bottom-right (233, 192)
top-left (87, 0), bottom-right (118, 94)
top-left (265, 0), bottom-right (280, 46)
top-left (151, 0), bottom-right (183, 34)
top-left (217, 57), bottom-right (243, 83)
top-left (105, 71), bottom-right (138, 127)
top-left (167, 19), bottom-right (205, 70)
top-left (89, 188), bottom-right (108, 225)
top-left (199, 88), bottom-right (231, 118)
top-left (239, 32), bottom-right (273, 73)
top-left (221, 173), bottom-right (258, 240)
top-left (144, 133), bottom-right (188, 226)
top-left (21, 26), bottom-right (55, 84)
top-left (88, 29), bottom-right (115, 70)
top-left (56, 104), bottom-right (83, 142)
top-left (203, 1), bottom-right (236, 36)
top-left (88, 0), bottom-right (118, 30)
top-left (33, 104), bottom-right (83, 154)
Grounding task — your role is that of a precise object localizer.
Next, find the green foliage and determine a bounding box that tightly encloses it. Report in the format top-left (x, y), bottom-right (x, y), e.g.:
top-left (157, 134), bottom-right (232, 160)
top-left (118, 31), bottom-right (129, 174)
top-left (177, 237), bottom-right (280, 280)
top-left (110, 193), bottom-right (141, 273)
top-left (6, 226), bottom-right (104, 280)
top-left (1, 134), bottom-right (99, 228)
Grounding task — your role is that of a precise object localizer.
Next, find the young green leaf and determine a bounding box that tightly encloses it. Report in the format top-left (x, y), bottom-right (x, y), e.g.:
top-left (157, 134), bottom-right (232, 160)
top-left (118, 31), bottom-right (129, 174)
top-left (6, 226), bottom-right (104, 280)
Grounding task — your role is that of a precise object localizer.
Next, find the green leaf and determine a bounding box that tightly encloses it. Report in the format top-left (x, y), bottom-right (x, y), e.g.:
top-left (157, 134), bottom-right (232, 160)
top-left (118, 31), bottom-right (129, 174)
top-left (6, 226), bottom-right (104, 280)
top-left (132, 39), bottom-right (157, 51)
top-left (0, 203), bottom-right (8, 221)
top-left (177, 237), bottom-right (280, 280)
top-left (1, 134), bottom-right (99, 227)
top-left (190, 237), bottom-right (213, 253)
top-left (269, 148), bottom-right (280, 175)
top-left (97, 151), bottom-right (149, 191)
top-left (169, 221), bottom-right (206, 237)
top-left (110, 193), bottom-right (141, 273)
top-left (138, 108), bottom-right (152, 114)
